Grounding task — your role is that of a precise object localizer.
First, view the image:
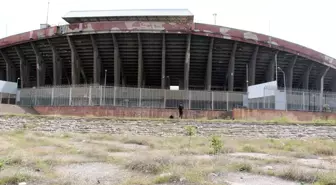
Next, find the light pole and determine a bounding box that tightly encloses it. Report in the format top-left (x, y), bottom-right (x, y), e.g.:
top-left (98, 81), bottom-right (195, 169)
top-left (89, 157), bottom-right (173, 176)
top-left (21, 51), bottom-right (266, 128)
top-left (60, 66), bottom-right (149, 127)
top-left (213, 13), bottom-right (217, 25)
top-left (278, 67), bottom-right (287, 111)
top-left (104, 69), bottom-right (107, 105)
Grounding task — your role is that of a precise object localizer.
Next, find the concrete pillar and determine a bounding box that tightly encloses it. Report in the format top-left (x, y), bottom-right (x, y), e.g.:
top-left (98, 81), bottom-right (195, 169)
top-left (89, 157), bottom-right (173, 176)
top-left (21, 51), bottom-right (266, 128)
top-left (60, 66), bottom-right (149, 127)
top-left (137, 33), bottom-right (143, 88)
top-left (330, 71), bottom-right (336, 92)
top-left (0, 70), bottom-right (5, 80)
top-left (205, 37), bottom-right (214, 91)
top-left (286, 55), bottom-right (297, 89)
top-left (15, 46), bottom-right (30, 88)
top-left (31, 42), bottom-right (46, 87)
top-left (303, 63), bottom-right (314, 90)
top-left (48, 39), bottom-right (62, 85)
top-left (265, 51), bottom-right (278, 82)
top-left (248, 46), bottom-right (259, 86)
top-left (90, 35), bottom-right (101, 85)
top-left (227, 41), bottom-right (237, 91)
top-left (0, 50), bottom-right (16, 82)
top-left (184, 34), bottom-right (191, 90)
top-left (315, 66), bottom-right (329, 90)
top-left (112, 34), bottom-right (120, 87)
top-left (67, 36), bottom-right (80, 85)
top-left (161, 34), bottom-right (166, 89)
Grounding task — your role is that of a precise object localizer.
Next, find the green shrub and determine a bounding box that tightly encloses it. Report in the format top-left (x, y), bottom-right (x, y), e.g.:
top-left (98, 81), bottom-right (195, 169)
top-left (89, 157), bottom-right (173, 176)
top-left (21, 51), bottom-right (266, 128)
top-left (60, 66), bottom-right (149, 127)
top-left (210, 135), bottom-right (223, 155)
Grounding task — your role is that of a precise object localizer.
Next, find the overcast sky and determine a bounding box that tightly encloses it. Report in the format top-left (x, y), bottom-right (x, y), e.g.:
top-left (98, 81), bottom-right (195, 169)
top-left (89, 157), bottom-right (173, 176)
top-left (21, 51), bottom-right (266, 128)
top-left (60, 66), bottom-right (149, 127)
top-left (0, 0), bottom-right (335, 58)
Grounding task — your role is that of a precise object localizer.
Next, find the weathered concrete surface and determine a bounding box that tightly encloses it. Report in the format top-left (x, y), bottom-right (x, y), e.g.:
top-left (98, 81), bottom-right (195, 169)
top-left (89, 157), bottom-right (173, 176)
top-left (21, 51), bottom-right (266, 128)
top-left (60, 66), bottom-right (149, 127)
top-left (233, 108), bottom-right (336, 122)
top-left (0, 116), bottom-right (335, 139)
top-left (33, 106), bottom-right (231, 119)
top-left (0, 104), bottom-right (38, 115)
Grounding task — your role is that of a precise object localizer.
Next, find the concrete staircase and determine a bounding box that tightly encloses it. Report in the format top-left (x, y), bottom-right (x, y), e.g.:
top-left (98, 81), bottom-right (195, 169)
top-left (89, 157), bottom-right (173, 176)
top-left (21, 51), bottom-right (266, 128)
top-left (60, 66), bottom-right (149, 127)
top-left (0, 104), bottom-right (39, 115)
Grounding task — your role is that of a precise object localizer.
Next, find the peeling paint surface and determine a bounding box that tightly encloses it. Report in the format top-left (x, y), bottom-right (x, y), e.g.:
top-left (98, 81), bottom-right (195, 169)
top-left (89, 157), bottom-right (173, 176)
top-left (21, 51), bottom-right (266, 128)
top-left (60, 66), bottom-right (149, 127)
top-left (0, 21), bottom-right (335, 68)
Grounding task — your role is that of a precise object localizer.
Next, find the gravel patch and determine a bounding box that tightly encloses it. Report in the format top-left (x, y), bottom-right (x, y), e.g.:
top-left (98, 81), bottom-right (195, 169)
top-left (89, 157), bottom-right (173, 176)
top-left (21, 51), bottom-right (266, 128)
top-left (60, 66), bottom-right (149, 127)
top-left (212, 172), bottom-right (299, 185)
top-left (55, 163), bottom-right (126, 185)
top-left (1, 116), bottom-right (336, 139)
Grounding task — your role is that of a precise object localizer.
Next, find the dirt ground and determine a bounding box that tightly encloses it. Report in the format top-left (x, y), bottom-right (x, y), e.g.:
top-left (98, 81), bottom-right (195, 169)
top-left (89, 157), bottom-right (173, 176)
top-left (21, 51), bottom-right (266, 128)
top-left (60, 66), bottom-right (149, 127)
top-left (0, 116), bottom-right (335, 185)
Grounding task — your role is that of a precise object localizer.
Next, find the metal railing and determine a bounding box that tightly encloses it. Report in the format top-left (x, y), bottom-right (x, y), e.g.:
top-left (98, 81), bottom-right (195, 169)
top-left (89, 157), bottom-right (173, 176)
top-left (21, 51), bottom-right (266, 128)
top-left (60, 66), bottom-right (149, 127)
top-left (17, 84), bottom-right (336, 112)
top-left (17, 85), bottom-right (245, 111)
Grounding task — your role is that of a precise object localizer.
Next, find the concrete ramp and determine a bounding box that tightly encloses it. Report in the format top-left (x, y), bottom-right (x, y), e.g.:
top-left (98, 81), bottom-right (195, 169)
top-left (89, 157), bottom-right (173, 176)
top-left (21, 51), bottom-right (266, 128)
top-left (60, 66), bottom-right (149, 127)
top-left (0, 104), bottom-right (39, 115)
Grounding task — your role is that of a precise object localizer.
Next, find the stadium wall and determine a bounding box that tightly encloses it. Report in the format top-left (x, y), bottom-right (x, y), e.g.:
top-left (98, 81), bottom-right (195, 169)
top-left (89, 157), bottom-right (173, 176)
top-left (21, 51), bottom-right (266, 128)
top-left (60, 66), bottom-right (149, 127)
top-left (233, 108), bottom-right (336, 122)
top-left (32, 106), bottom-right (336, 121)
top-left (33, 106), bottom-right (231, 119)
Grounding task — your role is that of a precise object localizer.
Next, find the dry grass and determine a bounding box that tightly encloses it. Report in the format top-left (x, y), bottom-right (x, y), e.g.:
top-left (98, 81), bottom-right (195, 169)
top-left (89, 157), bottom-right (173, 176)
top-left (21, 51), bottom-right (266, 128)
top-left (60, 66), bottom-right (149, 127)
top-left (1, 127), bottom-right (336, 185)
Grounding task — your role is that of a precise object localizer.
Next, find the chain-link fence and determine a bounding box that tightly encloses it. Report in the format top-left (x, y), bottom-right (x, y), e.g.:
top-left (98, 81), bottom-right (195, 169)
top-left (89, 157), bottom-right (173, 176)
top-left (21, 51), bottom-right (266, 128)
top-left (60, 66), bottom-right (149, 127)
top-left (17, 85), bottom-right (336, 112)
top-left (18, 85), bottom-right (245, 111)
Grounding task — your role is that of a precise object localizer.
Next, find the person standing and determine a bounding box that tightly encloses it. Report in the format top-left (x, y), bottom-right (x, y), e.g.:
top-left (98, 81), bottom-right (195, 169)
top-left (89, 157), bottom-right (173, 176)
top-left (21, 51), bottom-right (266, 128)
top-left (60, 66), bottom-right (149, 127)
top-left (178, 103), bottom-right (184, 119)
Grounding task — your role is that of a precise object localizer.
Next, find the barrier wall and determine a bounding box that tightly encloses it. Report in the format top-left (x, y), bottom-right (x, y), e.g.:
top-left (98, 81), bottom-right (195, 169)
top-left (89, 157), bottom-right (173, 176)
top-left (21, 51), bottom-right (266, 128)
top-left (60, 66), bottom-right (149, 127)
top-left (33, 106), bottom-right (231, 119)
top-left (232, 108), bottom-right (336, 121)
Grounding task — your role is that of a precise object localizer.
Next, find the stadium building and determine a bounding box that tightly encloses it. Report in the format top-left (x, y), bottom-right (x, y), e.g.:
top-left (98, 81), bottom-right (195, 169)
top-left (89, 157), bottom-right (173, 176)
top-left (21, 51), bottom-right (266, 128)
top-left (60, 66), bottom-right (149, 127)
top-left (0, 9), bottom-right (336, 92)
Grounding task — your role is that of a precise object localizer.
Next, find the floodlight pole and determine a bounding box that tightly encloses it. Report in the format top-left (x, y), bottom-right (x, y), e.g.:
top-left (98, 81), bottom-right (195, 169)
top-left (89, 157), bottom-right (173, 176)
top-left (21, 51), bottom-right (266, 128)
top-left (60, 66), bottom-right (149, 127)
top-left (213, 13), bottom-right (217, 25)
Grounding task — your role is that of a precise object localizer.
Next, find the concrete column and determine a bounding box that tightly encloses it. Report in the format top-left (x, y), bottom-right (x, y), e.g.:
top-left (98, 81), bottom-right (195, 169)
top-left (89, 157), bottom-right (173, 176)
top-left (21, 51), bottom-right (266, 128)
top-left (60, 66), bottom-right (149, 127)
top-left (67, 36), bottom-right (80, 85)
top-left (227, 41), bottom-right (237, 91)
top-left (184, 34), bottom-right (191, 90)
top-left (315, 66), bottom-right (329, 90)
top-left (248, 46), bottom-right (259, 86)
top-left (303, 63), bottom-right (314, 90)
top-left (161, 34), bottom-right (166, 89)
top-left (137, 33), bottom-right (143, 88)
top-left (90, 35), bottom-right (101, 85)
top-left (286, 55), bottom-right (297, 89)
top-left (0, 50), bottom-right (16, 82)
top-left (265, 51), bottom-right (278, 82)
top-left (205, 37), bottom-right (214, 91)
top-left (0, 70), bottom-right (5, 80)
top-left (112, 34), bottom-right (120, 87)
top-left (31, 42), bottom-right (46, 87)
top-left (15, 47), bottom-right (30, 88)
top-left (48, 40), bottom-right (62, 85)
top-left (330, 71), bottom-right (336, 92)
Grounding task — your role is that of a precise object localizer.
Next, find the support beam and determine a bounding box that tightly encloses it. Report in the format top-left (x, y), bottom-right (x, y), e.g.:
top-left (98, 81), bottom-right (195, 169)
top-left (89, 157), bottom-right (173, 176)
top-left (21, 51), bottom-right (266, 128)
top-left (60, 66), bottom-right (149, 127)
top-left (285, 55), bottom-right (297, 89)
top-left (15, 46), bottom-right (30, 88)
top-left (137, 33), bottom-right (143, 88)
top-left (184, 34), bottom-right (191, 90)
top-left (205, 37), bottom-right (214, 91)
top-left (48, 40), bottom-right (62, 86)
top-left (31, 42), bottom-right (46, 87)
top-left (330, 71), bottom-right (336, 92)
top-left (227, 41), bottom-right (237, 91)
top-left (315, 66), bottom-right (330, 90)
top-left (248, 46), bottom-right (259, 86)
top-left (302, 63), bottom-right (314, 90)
top-left (161, 34), bottom-right (166, 89)
top-left (112, 34), bottom-right (120, 87)
top-left (67, 36), bottom-right (87, 85)
top-left (0, 50), bottom-right (16, 82)
top-left (265, 51), bottom-right (279, 82)
top-left (90, 35), bottom-right (101, 85)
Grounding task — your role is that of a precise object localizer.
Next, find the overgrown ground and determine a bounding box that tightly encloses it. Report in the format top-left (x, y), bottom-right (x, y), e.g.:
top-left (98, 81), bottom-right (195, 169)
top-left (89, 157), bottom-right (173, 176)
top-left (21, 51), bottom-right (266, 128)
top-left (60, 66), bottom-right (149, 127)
top-left (0, 118), bottom-right (336, 185)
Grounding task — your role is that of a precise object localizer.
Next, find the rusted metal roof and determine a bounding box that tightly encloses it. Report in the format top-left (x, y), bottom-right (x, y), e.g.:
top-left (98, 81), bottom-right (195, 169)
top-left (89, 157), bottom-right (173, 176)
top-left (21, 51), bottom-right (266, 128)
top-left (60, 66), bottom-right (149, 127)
top-left (0, 21), bottom-right (335, 70)
top-left (62, 9), bottom-right (194, 24)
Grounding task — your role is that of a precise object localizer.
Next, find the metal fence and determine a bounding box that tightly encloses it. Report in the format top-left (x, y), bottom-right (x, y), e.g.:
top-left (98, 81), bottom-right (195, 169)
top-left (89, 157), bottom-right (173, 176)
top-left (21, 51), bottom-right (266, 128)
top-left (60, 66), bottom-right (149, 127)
top-left (18, 85), bottom-right (245, 111)
top-left (248, 86), bottom-right (336, 112)
top-left (17, 85), bottom-right (336, 112)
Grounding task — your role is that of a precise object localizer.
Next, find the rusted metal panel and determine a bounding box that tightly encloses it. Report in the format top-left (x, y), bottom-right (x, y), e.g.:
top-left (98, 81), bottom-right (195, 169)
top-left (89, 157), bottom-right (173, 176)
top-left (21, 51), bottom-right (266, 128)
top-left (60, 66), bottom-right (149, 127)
top-left (193, 23), bottom-right (336, 69)
top-left (64, 21), bottom-right (192, 34)
top-left (0, 26), bottom-right (58, 48)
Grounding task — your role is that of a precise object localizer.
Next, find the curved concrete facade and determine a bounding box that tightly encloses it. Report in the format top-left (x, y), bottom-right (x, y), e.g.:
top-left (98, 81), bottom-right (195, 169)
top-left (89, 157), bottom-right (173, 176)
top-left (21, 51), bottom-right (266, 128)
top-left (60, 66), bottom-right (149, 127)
top-left (0, 21), bottom-right (335, 91)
